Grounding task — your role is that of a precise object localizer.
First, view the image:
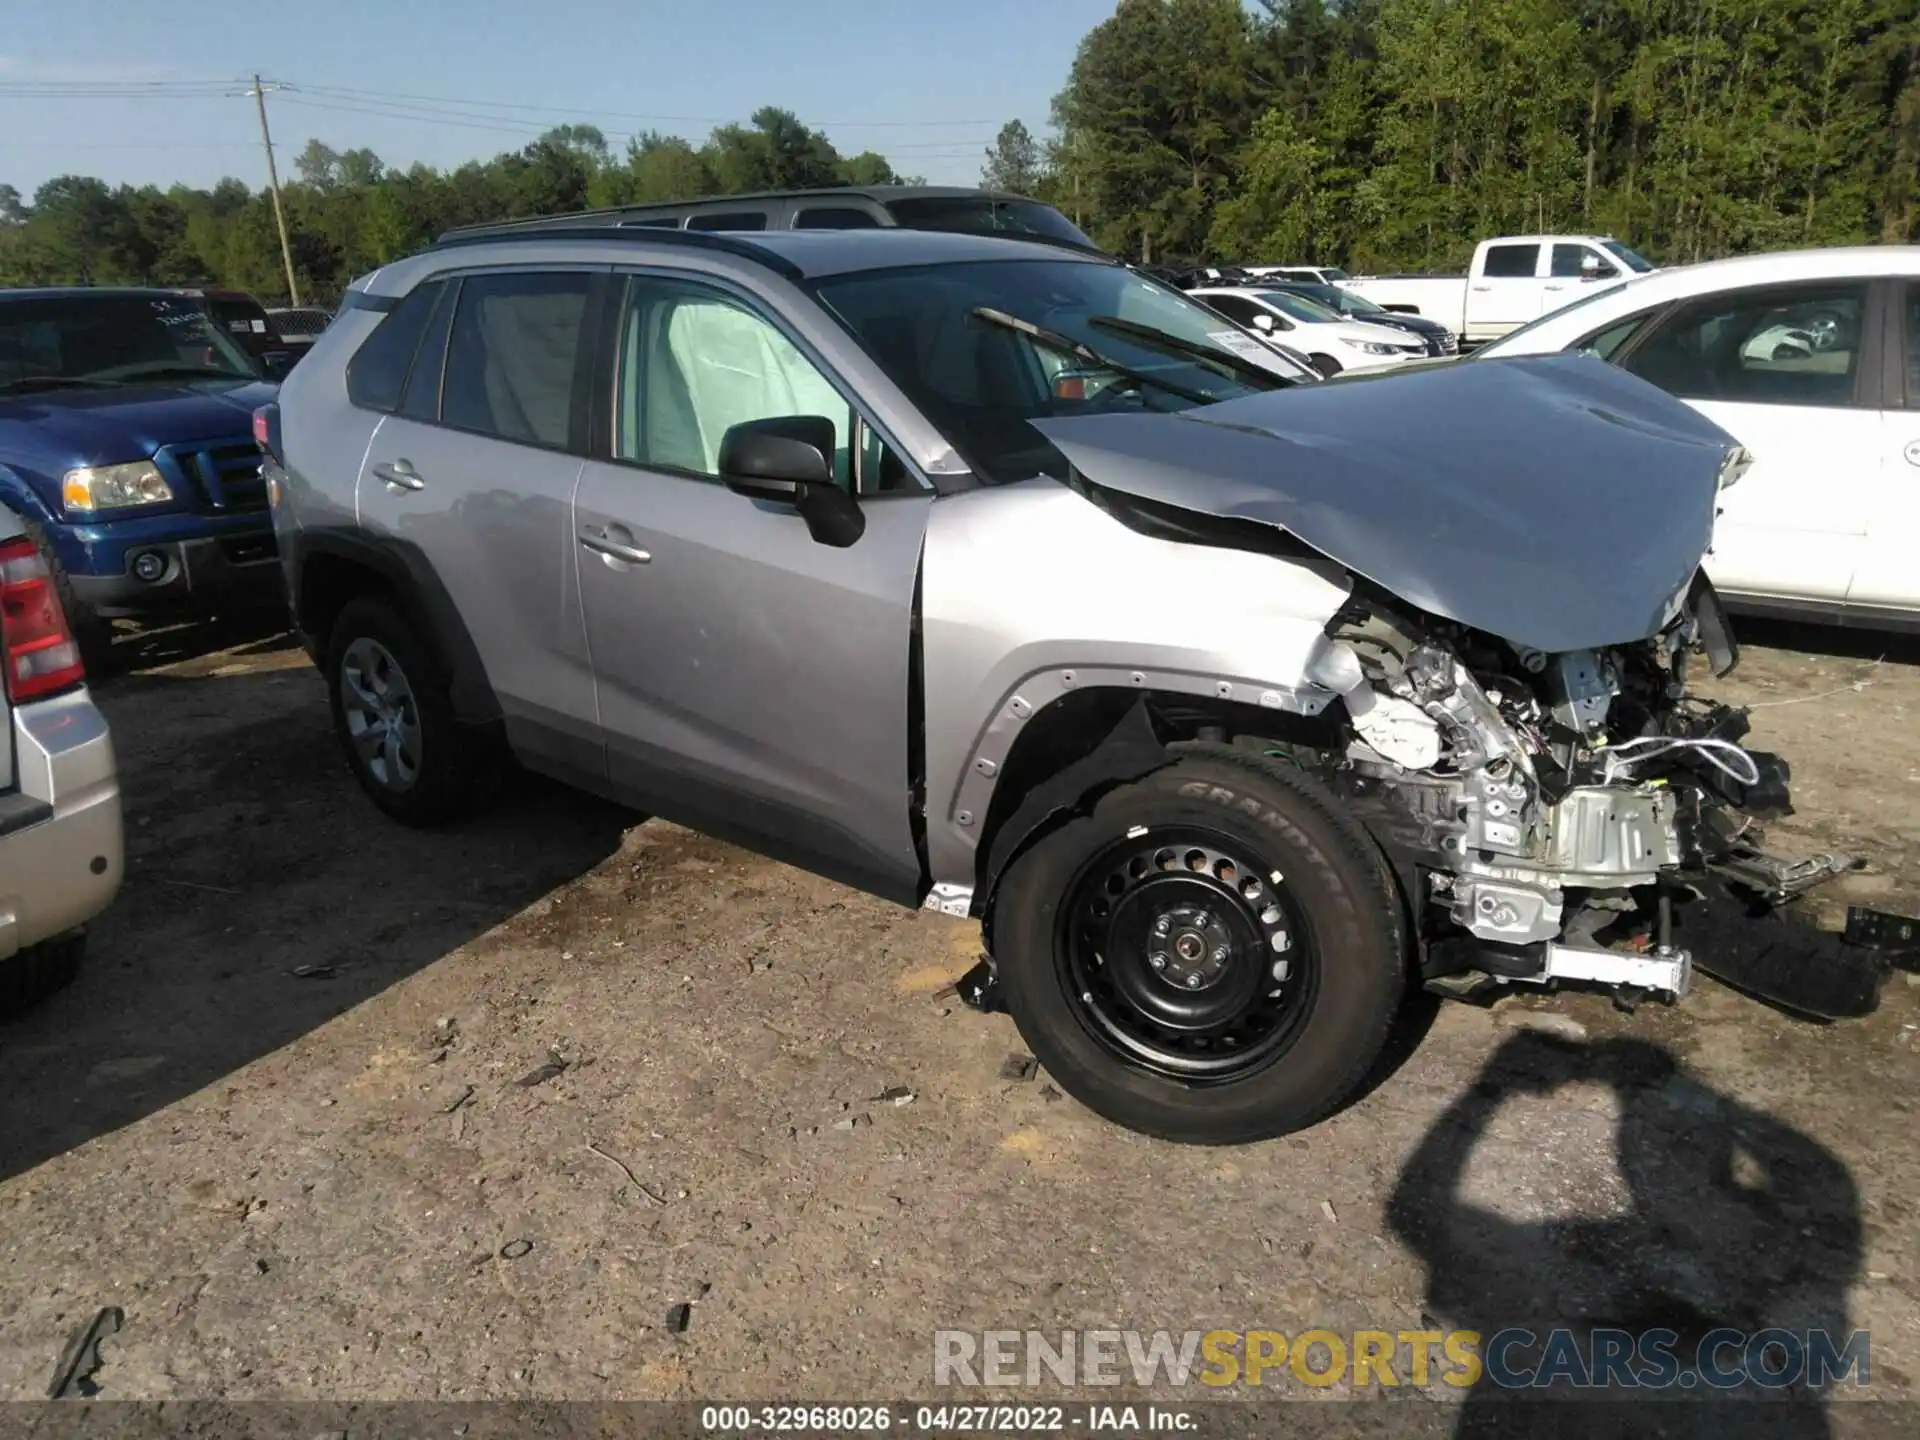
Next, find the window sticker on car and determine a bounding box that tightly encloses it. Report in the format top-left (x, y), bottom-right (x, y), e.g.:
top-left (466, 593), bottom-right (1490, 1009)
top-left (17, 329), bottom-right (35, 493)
top-left (1208, 330), bottom-right (1273, 362)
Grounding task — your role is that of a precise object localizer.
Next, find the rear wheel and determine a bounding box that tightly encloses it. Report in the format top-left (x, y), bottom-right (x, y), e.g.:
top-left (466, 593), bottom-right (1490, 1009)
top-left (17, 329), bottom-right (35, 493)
top-left (0, 931), bottom-right (85, 1020)
top-left (324, 595), bottom-right (499, 826)
top-left (1309, 353), bottom-right (1344, 378)
top-left (992, 750), bottom-right (1406, 1143)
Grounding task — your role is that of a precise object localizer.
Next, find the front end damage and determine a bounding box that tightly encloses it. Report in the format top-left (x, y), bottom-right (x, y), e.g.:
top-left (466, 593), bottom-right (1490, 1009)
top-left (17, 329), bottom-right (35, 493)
top-left (1031, 353), bottom-right (1883, 1019)
top-left (1312, 577), bottom-right (1870, 1015)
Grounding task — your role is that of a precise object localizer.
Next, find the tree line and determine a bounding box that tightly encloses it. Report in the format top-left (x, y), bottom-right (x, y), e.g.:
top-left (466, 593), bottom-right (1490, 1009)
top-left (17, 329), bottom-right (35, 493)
top-left (2, 0), bottom-right (1915, 304)
top-left (0, 109), bottom-right (913, 305)
top-left (1024, 0), bottom-right (1918, 269)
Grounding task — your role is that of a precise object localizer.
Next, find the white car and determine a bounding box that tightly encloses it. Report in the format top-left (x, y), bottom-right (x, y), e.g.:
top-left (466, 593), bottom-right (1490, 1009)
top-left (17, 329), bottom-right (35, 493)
top-left (1478, 246), bottom-right (1920, 629)
top-left (1188, 287), bottom-right (1429, 376)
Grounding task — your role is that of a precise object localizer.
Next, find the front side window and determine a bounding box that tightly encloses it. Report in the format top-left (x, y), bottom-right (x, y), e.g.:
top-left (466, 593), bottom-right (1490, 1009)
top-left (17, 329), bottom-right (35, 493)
top-left (1482, 243), bottom-right (1540, 279)
top-left (1620, 283), bottom-right (1868, 409)
top-left (613, 277), bottom-right (856, 487)
top-left (1202, 294), bottom-right (1268, 327)
top-left (0, 293), bottom-right (258, 394)
top-left (1253, 290), bottom-right (1342, 324)
top-left (1552, 244), bottom-right (1615, 279)
top-left (815, 258), bottom-right (1300, 485)
top-left (440, 271), bottom-right (590, 448)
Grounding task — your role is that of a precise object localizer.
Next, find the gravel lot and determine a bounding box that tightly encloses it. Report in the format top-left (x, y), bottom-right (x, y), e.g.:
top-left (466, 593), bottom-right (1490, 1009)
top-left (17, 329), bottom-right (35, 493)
top-left (1, 616), bottom-right (1915, 1422)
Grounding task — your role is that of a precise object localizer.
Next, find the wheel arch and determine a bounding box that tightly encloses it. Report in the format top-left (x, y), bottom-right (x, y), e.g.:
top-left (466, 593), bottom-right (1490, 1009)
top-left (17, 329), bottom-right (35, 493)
top-left (971, 686), bottom-right (1345, 941)
top-left (291, 528), bottom-right (501, 725)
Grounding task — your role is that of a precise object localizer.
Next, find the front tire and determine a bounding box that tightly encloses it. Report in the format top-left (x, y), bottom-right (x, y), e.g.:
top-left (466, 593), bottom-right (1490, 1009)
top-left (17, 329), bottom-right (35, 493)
top-left (324, 595), bottom-right (498, 827)
top-left (992, 750), bottom-right (1406, 1144)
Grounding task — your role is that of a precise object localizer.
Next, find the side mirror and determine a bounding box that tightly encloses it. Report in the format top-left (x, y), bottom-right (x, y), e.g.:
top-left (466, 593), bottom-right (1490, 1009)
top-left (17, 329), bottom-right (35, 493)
top-left (261, 351), bottom-right (294, 379)
top-left (719, 415), bottom-right (865, 549)
top-left (1251, 313), bottom-right (1276, 333)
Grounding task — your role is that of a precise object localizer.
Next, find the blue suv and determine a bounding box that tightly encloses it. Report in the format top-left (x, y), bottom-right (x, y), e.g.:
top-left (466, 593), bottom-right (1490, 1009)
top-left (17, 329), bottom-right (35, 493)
top-left (0, 287), bottom-right (282, 657)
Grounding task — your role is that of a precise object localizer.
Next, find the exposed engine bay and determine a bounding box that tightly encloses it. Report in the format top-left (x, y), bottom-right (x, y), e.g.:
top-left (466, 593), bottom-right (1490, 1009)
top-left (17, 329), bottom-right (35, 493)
top-left (1309, 574), bottom-right (1859, 1012)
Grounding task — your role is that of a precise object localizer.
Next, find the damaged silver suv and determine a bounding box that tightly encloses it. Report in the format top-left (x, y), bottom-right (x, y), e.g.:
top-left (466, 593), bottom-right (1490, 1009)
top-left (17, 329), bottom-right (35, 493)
top-left (264, 224), bottom-right (1857, 1144)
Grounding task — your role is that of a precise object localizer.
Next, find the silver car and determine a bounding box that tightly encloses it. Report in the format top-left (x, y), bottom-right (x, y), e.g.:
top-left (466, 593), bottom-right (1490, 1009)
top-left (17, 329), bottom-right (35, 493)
top-left (264, 225), bottom-right (1853, 1144)
top-left (0, 510), bottom-right (123, 1015)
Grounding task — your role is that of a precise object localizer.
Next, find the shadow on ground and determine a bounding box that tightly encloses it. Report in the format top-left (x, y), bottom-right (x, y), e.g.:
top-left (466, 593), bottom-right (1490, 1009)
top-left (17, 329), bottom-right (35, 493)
top-left (1734, 616), bottom-right (1920, 668)
top-left (1390, 1031), bottom-right (1863, 1437)
top-left (0, 662), bottom-right (634, 1183)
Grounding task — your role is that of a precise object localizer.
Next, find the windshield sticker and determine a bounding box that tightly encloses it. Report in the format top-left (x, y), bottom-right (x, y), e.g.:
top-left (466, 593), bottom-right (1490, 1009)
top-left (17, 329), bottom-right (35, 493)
top-left (1208, 330), bottom-right (1276, 361)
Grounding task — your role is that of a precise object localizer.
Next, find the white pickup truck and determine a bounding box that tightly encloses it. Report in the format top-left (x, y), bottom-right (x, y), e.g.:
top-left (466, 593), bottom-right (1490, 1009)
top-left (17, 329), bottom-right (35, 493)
top-left (1339, 235), bottom-right (1657, 347)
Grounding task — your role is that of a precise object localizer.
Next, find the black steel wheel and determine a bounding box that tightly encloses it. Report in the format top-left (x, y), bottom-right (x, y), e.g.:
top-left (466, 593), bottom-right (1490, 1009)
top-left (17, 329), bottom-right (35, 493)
top-left (993, 748), bottom-right (1407, 1144)
top-left (1060, 827), bottom-right (1316, 1082)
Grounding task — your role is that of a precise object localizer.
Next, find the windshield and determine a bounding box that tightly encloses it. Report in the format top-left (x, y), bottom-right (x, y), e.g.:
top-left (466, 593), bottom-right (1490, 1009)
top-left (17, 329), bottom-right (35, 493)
top-left (1602, 241), bottom-right (1655, 274)
top-left (814, 258), bottom-right (1306, 484)
top-left (1287, 282), bottom-right (1385, 317)
top-left (883, 196), bottom-right (1096, 250)
top-left (0, 293), bottom-right (258, 390)
top-left (1473, 280), bottom-right (1631, 357)
top-left (1254, 290), bottom-right (1343, 323)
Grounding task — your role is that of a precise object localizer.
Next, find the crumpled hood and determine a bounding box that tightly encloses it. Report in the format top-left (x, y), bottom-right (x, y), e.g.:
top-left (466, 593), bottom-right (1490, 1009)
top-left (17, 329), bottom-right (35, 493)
top-left (1032, 353), bottom-right (1736, 653)
top-left (0, 379), bottom-right (276, 475)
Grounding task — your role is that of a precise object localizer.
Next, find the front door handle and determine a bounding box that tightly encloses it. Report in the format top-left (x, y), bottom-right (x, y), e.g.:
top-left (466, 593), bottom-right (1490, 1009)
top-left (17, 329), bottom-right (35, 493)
top-left (373, 459), bottom-right (425, 492)
top-left (579, 526), bottom-right (651, 566)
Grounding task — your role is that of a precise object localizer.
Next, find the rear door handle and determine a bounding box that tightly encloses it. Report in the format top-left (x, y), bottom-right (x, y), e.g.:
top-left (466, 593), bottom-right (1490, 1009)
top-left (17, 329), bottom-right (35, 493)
top-left (373, 459), bottom-right (425, 492)
top-left (580, 525), bottom-right (651, 566)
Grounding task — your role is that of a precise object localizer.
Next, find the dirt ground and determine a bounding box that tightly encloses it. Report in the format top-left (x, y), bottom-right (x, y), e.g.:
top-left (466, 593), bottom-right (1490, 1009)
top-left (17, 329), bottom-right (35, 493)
top-left (0, 614), bottom-right (1916, 1422)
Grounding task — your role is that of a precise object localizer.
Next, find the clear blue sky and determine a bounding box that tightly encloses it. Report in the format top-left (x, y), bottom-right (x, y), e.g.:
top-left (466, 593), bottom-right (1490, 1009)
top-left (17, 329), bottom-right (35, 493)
top-left (0, 0), bottom-right (1116, 197)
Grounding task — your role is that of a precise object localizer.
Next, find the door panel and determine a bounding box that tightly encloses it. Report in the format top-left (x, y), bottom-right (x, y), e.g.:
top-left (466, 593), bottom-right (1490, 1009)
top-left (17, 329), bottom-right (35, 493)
top-left (1847, 282), bottom-right (1920, 615)
top-left (1465, 242), bottom-right (1544, 336)
top-left (354, 267), bottom-right (603, 778)
top-left (574, 273), bottom-right (930, 902)
top-left (1618, 281), bottom-right (1876, 605)
top-left (357, 418), bottom-right (599, 772)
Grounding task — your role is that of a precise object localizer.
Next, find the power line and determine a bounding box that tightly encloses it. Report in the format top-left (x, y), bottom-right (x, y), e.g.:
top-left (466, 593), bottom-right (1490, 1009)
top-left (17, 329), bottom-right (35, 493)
top-left (288, 80), bottom-right (1006, 128)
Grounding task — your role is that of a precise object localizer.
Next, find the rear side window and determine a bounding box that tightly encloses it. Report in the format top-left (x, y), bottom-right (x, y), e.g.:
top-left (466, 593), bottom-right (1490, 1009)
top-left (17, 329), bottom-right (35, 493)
top-left (687, 211), bottom-right (769, 231)
top-left (441, 271), bottom-right (591, 448)
top-left (1482, 244), bottom-right (1540, 279)
top-left (794, 207), bottom-right (882, 230)
top-left (346, 280), bottom-right (443, 412)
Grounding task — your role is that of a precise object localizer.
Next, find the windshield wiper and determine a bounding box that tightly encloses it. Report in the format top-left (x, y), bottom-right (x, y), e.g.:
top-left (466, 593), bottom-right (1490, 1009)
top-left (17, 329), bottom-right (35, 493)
top-left (0, 375), bottom-right (121, 395)
top-left (1085, 314), bottom-right (1292, 389)
top-left (969, 307), bottom-right (1214, 405)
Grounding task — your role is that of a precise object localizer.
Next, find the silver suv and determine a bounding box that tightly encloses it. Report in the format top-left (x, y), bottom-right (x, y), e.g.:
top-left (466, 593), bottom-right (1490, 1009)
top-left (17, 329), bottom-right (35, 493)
top-left (265, 224), bottom-right (1848, 1143)
top-left (0, 509), bottom-right (122, 1015)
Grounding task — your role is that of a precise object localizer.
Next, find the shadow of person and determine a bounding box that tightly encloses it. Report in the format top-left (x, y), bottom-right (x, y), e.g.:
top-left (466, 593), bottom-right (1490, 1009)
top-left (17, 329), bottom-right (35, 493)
top-left (1388, 1031), bottom-right (1862, 1438)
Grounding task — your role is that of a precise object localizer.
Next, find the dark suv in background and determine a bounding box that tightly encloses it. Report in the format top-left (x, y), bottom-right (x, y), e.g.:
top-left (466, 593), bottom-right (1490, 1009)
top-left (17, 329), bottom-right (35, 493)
top-left (440, 185), bottom-right (1100, 250)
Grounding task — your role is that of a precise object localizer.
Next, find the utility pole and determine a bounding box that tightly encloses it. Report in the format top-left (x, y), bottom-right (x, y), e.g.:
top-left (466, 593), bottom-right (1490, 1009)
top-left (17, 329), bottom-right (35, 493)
top-left (248, 75), bottom-right (301, 306)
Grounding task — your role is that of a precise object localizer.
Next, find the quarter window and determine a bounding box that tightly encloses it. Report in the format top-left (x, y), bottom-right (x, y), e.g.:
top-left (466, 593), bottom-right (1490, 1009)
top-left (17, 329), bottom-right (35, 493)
top-left (440, 271), bottom-right (591, 448)
top-left (346, 280), bottom-right (442, 412)
top-left (1619, 283), bottom-right (1869, 409)
top-left (1482, 243), bottom-right (1540, 279)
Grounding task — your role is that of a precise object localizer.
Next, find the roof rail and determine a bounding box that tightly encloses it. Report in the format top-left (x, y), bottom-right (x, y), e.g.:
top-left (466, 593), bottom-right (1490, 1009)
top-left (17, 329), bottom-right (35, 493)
top-left (426, 223), bottom-right (803, 280)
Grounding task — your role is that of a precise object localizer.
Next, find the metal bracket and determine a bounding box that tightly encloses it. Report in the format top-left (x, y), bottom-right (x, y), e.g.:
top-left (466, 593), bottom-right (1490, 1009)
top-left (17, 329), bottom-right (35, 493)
top-left (1513, 941), bottom-right (1692, 1000)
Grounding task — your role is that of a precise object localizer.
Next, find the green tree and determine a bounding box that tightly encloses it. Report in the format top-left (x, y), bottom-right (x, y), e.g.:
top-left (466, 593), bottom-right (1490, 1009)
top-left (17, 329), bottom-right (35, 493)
top-left (981, 120), bottom-right (1044, 194)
